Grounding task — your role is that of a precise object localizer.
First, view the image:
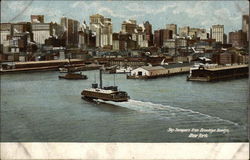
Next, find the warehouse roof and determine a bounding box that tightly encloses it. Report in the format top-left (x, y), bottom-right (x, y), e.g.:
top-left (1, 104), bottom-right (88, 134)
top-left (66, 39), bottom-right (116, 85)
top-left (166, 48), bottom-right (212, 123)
top-left (141, 66), bottom-right (166, 71)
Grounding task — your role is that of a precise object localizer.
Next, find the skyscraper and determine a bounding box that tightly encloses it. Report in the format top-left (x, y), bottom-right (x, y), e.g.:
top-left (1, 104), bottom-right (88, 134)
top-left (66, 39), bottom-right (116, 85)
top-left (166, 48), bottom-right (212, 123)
top-left (61, 17), bottom-right (79, 47)
top-left (229, 30), bottom-right (247, 47)
top-left (144, 21), bottom-right (153, 46)
top-left (211, 25), bottom-right (224, 44)
top-left (103, 18), bottom-right (113, 47)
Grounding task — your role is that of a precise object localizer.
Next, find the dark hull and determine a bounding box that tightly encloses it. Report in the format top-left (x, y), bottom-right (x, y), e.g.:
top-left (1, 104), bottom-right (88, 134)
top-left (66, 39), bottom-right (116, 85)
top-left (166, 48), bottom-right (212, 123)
top-left (59, 73), bottom-right (88, 80)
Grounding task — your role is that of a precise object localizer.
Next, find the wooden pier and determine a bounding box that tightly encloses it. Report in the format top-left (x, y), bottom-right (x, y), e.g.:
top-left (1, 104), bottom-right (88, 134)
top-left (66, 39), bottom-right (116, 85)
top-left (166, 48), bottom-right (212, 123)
top-left (0, 59), bottom-right (101, 74)
top-left (187, 64), bottom-right (249, 82)
top-left (127, 66), bottom-right (191, 79)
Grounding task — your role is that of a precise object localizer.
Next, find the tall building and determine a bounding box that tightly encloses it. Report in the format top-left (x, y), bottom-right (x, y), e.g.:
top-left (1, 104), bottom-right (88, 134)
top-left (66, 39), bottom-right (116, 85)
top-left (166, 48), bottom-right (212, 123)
top-left (61, 17), bottom-right (79, 47)
top-left (242, 15), bottom-right (249, 42)
top-left (90, 14), bottom-right (104, 47)
top-left (229, 30), bottom-right (247, 48)
top-left (31, 15), bottom-right (44, 23)
top-left (78, 21), bottom-right (91, 49)
top-left (121, 20), bottom-right (137, 34)
top-left (144, 21), bottom-right (153, 46)
top-left (211, 25), bottom-right (224, 44)
top-left (102, 18), bottom-right (112, 47)
top-left (136, 25), bottom-right (148, 48)
top-left (179, 26), bottom-right (189, 37)
top-left (154, 29), bottom-right (173, 47)
top-left (31, 23), bottom-right (51, 45)
top-left (166, 24), bottom-right (177, 35)
top-left (90, 14), bottom-right (112, 48)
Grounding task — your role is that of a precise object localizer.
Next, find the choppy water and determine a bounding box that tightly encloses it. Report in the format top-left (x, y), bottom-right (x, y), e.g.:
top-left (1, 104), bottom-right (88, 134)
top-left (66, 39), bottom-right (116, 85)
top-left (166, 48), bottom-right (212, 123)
top-left (1, 70), bottom-right (248, 142)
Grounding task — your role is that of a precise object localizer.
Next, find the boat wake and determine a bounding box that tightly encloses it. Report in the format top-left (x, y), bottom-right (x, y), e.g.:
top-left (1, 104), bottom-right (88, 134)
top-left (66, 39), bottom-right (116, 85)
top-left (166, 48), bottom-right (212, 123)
top-left (96, 99), bottom-right (239, 127)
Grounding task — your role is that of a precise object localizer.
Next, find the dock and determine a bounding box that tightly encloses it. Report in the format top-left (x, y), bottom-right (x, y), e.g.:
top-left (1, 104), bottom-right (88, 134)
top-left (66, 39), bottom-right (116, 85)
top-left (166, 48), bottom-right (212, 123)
top-left (0, 59), bottom-right (101, 74)
top-left (187, 64), bottom-right (249, 82)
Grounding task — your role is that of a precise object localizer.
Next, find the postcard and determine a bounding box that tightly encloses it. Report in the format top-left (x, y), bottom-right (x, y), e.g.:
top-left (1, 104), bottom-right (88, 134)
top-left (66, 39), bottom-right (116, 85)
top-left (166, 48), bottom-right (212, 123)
top-left (0, 0), bottom-right (249, 159)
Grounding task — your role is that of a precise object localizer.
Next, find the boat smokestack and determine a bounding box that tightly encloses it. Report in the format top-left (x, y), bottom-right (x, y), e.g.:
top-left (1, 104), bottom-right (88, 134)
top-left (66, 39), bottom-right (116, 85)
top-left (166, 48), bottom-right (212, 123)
top-left (99, 69), bottom-right (102, 89)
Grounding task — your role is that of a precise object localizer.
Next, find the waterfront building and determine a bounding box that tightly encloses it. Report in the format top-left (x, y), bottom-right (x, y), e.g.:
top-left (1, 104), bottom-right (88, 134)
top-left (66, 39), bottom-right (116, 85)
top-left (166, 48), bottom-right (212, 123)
top-left (229, 30), bottom-right (247, 48)
top-left (166, 24), bottom-right (177, 36)
top-left (242, 15), bottom-right (249, 42)
top-left (179, 26), bottom-right (189, 37)
top-left (61, 17), bottom-right (79, 47)
top-left (210, 25), bottom-right (225, 44)
top-left (130, 66), bottom-right (167, 77)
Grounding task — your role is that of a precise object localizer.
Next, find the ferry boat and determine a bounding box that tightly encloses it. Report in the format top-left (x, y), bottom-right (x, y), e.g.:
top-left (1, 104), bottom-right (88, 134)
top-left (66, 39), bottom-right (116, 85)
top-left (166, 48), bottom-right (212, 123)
top-left (59, 72), bottom-right (88, 80)
top-left (81, 69), bottom-right (130, 102)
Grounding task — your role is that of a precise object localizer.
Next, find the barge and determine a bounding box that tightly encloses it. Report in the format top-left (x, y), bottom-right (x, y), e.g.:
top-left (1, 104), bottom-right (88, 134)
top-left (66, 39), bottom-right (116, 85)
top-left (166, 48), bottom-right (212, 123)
top-left (187, 64), bottom-right (249, 82)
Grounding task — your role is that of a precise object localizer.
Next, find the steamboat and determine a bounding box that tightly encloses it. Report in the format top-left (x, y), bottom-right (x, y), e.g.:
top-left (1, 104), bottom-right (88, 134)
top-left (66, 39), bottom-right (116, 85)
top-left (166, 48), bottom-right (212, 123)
top-left (81, 69), bottom-right (130, 102)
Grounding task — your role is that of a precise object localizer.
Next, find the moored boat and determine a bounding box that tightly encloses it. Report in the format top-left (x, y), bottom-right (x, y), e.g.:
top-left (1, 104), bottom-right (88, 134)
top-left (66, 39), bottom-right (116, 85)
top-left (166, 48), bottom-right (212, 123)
top-left (59, 72), bottom-right (88, 80)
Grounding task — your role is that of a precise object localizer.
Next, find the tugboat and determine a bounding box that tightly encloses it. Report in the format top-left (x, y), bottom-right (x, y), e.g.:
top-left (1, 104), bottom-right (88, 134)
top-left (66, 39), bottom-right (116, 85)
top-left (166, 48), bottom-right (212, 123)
top-left (59, 71), bottom-right (88, 80)
top-left (81, 69), bottom-right (130, 102)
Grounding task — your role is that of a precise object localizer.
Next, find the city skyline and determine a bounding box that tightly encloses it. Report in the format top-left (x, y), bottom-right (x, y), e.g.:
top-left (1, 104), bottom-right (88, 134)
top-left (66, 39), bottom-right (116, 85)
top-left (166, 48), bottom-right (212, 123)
top-left (1, 0), bottom-right (249, 34)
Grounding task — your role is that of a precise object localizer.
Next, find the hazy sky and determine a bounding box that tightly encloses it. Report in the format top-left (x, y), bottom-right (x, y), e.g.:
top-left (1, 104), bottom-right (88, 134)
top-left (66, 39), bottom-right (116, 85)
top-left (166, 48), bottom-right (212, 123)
top-left (1, 0), bottom-right (249, 34)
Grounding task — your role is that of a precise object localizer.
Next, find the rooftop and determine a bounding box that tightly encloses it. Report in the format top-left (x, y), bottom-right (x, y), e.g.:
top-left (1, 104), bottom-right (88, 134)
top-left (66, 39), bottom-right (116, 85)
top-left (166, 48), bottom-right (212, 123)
top-left (207, 64), bottom-right (248, 71)
top-left (141, 66), bottom-right (166, 71)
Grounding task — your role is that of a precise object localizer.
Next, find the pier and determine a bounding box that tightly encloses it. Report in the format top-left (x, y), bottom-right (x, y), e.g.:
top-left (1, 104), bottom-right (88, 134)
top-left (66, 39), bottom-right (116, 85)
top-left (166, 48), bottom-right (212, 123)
top-left (187, 64), bottom-right (249, 82)
top-left (0, 59), bottom-right (101, 74)
top-left (127, 66), bottom-right (191, 79)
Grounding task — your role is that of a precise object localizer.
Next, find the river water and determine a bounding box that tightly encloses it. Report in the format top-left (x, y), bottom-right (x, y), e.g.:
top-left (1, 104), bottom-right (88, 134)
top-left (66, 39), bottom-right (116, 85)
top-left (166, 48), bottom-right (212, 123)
top-left (1, 70), bottom-right (248, 142)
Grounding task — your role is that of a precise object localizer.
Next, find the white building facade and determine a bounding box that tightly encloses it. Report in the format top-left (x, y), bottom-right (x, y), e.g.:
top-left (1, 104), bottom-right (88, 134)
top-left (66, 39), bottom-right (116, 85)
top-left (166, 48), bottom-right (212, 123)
top-left (211, 25), bottom-right (224, 44)
top-left (31, 23), bottom-right (51, 45)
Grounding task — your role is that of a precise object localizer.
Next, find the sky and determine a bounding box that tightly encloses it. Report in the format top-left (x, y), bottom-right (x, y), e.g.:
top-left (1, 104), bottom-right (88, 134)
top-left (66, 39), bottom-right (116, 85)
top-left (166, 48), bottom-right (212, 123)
top-left (1, 0), bottom-right (249, 34)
